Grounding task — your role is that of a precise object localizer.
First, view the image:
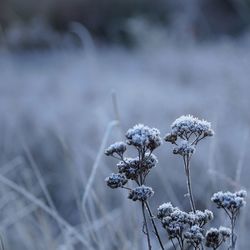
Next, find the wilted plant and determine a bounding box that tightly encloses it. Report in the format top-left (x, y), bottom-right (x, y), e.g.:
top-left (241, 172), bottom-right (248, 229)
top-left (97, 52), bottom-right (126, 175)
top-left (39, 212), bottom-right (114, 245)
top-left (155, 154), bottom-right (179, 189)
top-left (105, 124), bottom-right (164, 250)
top-left (105, 115), bottom-right (247, 250)
top-left (211, 190), bottom-right (247, 249)
top-left (164, 114), bottom-right (214, 213)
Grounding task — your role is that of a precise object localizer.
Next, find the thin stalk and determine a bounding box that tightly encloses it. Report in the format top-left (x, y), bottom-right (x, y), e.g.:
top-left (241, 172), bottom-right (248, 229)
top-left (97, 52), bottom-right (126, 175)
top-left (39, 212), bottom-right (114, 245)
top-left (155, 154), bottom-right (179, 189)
top-left (145, 202), bottom-right (165, 250)
top-left (176, 236), bottom-right (184, 250)
top-left (0, 234), bottom-right (4, 250)
top-left (170, 238), bottom-right (177, 250)
top-left (230, 216), bottom-right (236, 250)
top-left (183, 155), bottom-right (196, 213)
top-left (141, 202), bottom-right (152, 250)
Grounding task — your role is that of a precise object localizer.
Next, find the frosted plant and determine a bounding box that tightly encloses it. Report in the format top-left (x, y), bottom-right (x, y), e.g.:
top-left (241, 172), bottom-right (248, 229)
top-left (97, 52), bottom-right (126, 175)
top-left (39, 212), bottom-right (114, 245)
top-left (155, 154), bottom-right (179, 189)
top-left (157, 202), bottom-right (213, 249)
top-left (184, 225), bottom-right (204, 249)
top-left (105, 142), bottom-right (127, 157)
top-left (211, 190), bottom-right (247, 249)
top-left (164, 115), bottom-right (214, 213)
top-left (205, 227), bottom-right (231, 249)
top-left (105, 173), bottom-right (128, 189)
top-left (105, 124), bottom-right (164, 250)
top-left (128, 185), bottom-right (154, 202)
top-left (105, 117), bottom-right (246, 250)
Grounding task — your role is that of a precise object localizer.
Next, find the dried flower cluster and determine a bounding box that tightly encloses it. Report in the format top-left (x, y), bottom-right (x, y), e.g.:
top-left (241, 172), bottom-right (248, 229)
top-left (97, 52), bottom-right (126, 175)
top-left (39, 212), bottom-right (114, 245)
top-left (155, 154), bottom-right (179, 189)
top-left (128, 185), bottom-right (154, 202)
top-left (211, 190), bottom-right (247, 211)
top-left (105, 173), bottom-right (128, 189)
top-left (105, 124), bottom-right (164, 249)
top-left (105, 115), bottom-right (247, 250)
top-left (211, 190), bottom-right (247, 249)
top-left (164, 115), bottom-right (214, 213)
top-left (105, 124), bottom-right (161, 198)
top-left (157, 202), bottom-right (213, 249)
top-left (205, 227), bottom-right (231, 249)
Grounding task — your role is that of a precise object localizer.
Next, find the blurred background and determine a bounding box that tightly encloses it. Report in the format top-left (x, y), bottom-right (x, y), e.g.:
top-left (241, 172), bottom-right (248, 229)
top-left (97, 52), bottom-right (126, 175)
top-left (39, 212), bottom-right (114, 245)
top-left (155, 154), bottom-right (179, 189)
top-left (0, 0), bottom-right (250, 249)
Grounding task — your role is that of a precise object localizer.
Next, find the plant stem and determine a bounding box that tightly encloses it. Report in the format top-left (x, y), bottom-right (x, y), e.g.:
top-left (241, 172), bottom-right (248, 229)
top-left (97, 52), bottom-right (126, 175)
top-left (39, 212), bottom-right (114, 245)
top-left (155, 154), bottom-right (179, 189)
top-left (170, 238), bottom-right (177, 250)
top-left (141, 202), bottom-right (152, 250)
top-left (183, 155), bottom-right (196, 213)
top-left (230, 216), bottom-right (236, 250)
top-left (145, 201), bottom-right (165, 250)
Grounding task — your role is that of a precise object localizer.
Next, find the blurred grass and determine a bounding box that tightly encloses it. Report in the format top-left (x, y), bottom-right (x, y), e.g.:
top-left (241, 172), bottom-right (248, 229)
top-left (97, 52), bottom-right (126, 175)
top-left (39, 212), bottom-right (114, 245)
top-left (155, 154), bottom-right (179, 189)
top-left (1, 0), bottom-right (250, 48)
top-left (0, 36), bottom-right (250, 248)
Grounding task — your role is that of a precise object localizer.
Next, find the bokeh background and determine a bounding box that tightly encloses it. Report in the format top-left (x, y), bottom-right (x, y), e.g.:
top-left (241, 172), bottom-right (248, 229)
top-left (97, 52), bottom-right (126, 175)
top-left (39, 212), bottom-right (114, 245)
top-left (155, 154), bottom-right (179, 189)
top-left (0, 0), bottom-right (250, 249)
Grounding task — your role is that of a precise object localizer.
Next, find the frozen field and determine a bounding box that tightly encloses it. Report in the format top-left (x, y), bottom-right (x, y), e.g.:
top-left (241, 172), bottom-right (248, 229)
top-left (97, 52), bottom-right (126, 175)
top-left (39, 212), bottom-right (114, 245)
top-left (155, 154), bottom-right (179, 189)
top-left (0, 35), bottom-right (250, 249)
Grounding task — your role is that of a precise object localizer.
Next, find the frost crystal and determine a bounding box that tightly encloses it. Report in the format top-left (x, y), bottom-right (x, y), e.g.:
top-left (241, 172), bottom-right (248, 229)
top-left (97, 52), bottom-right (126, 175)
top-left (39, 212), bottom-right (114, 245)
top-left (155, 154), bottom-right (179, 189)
top-left (173, 140), bottom-right (196, 156)
top-left (211, 190), bottom-right (247, 211)
top-left (105, 142), bottom-right (127, 156)
top-left (125, 124), bottom-right (162, 150)
top-left (105, 173), bottom-right (128, 189)
top-left (205, 227), bottom-right (231, 248)
top-left (128, 185), bottom-right (154, 201)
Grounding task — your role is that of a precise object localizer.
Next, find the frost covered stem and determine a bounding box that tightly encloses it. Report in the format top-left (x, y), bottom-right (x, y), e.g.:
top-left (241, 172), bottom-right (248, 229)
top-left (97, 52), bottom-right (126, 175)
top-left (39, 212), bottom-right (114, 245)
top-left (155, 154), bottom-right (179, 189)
top-left (145, 201), bottom-right (165, 250)
top-left (141, 202), bottom-right (152, 250)
top-left (170, 238), bottom-right (177, 250)
top-left (230, 214), bottom-right (237, 250)
top-left (183, 155), bottom-right (196, 213)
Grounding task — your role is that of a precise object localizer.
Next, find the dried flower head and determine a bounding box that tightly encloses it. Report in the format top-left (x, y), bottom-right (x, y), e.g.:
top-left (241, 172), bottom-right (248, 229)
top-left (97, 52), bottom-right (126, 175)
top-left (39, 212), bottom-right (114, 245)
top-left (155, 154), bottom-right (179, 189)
top-left (128, 185), bottom-right (154, 202)
top-left (211, 190), bottom-right (247, 211)
top-left (117, 153), bottom-right (158, 180)
top-left (205, 227), bottom-right (231, 249)
top-left (189, 209), bottom-right (214, 227)
top-left (157, 203), bottom-right (190, 239)
top-left (125, 124), bottom-right (162, 151)
top-left (105, 173), bottom-right (128, 189)
top-left (184, 225), bottom-right (204, 246)
top-left (157, 202), bottom-right (175, 219)
top-left (105, 142), bottom-right (127, 156)
top-left (171, 115), bottom-right (214, 138)
top-left (173, 140), bottom-right (196, 156)
top-left (164, 133), bottom-right (178, 144)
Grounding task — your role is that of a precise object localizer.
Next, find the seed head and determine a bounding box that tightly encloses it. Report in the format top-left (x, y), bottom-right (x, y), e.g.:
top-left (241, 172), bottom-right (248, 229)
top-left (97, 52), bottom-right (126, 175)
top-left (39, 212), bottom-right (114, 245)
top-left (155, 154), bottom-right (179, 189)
top-left (173, 140), bottom-right (196, 156)
top-left (205, 226), bottom-right (231, 248)
top-left (105, 173), bottom-right (128, 189)
top-left (171, 115), bottom-right (214, 137)
top-left (184, 225), bottom-right (204, 246)
top-left (125, 124), bottom-right (162, 151)
top-left (105, 142), bottom-right (127, 156)
top-left (128, 185), bottom-right (154, 202)
top-left (211, 190), bottom-right (247, 211)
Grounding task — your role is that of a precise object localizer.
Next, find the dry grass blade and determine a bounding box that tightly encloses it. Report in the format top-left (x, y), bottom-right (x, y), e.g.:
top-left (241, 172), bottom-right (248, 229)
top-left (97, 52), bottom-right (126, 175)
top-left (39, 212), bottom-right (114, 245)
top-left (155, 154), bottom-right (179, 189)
top-left (0, 174), bottom-right (90, 248)
top-left (82, 120), bottom-right (118, 206)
